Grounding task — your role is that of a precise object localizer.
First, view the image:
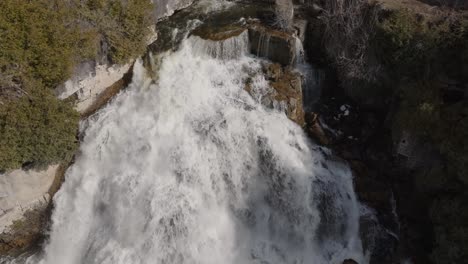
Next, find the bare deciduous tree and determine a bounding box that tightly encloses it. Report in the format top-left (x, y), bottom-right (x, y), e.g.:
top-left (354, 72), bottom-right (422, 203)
top-left (321, 0), bottom-right (381, 83)
top-left (275, 0), bottom-right (294, 30)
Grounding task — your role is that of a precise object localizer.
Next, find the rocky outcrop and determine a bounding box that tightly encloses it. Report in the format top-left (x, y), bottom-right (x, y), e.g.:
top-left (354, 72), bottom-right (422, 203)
top-left (246, 62), bottom-right (305, 126)
top-left (56, 62), bottom-right (133, 113)
top-left (0, 166), bottom-right (59, 255)
top-left (248, 22), bottom-right (301, 66)
top-left (264, 63), bottom-right (305, 125)
top-left (192, 24), bottom-right (247, 42)
top-left (153, 0), bottom-right (195, 20)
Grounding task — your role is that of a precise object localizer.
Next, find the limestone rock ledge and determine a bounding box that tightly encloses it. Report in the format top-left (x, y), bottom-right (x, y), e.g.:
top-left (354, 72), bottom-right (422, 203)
top-left (56, 62), bottom-right (133, 114)
top-left (0, 165), bottom-right (59, 256)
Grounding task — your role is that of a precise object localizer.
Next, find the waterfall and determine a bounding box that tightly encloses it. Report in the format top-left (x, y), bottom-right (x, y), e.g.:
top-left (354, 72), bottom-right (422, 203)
top-left (294, 36), bottom-right (305, 65)
top-left (190, 31), bottom-right (250, 60)
top-left (255, 31), bottom-right (271, 59)
top-left (9, 25), bottom-right (368, 264)
top-left (300, 64), bottom-right (325, 111)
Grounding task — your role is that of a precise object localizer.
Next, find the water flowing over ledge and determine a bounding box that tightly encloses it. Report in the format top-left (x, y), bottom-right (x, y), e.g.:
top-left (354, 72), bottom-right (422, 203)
top-left (5, 2), bottom-right (371, 262)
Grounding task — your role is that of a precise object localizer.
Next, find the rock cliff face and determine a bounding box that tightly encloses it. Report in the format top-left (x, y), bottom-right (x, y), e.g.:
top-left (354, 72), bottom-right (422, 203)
top-left (55, 63), bottom-right (133, 113)
top-left (0, 166), bottom-right (58, 255)
top-left (301, 1), bottom-right (468, 263)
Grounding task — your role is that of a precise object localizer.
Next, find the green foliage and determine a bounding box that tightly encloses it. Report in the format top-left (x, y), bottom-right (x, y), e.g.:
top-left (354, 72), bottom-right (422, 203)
top-left (386, 11), bottom-right (468, 184)
top-left (11, 219), bottom-right (25, 231)
top-left (394, 83), bottom-right (468, 185)
top-left (435, 18), bottom-right (468, 81)
top-left (0, 0), bottom-right (83, 88)
top-left (76, 0), bottom-right (154, 64)
top-left (0, 0), bottom-right (153, 87)
top-left (377, 10), bottom-right (435, 77)
top-left (384, 12), bottom-right (468, 263)
top-left (0, 79), bottom-right (79, 171)
top-left (376, 10), bottom-right (468, 79)
top-left (0, 0), bottom-right (84, 171)
top-left (0, 0), bottom-right (153, 171)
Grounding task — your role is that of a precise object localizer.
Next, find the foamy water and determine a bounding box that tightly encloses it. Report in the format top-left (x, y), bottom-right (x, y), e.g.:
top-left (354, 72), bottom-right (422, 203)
top-left (8, 26), bottom-right (367, 264)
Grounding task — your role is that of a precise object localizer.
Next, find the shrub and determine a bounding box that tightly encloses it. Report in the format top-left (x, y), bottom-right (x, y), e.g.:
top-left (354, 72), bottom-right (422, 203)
top-left (376, 9), bottom-right (468, 79)
top-left (0, 0), bottom-right (86, 88)
top-left (274, 0), bottom-right (294, 30)
top-left (0, 0), bottom-right (153, 90)
top-left (376, 10), bottom-right (434, 77)
top-left (0, 79), bottom-right (79, 171)
top-left (321, 0), bottom-right (381, 83)
top-left (76, 0), bottom-right (154, 64)
top-left (0, 0), bottom-right (153, 171)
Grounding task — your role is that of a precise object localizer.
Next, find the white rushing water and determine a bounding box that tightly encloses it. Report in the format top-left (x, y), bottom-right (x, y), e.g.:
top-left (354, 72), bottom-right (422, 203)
top-left (13, 28), bottom-right (368, 264)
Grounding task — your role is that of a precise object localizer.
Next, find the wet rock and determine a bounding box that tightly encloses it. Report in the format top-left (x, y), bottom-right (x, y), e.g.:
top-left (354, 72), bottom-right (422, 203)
top-left (0, 209), bottom-right (48, 256)
top-left (153, 0), bottom-right (195, 21)
top-left (192, 24), bottom-right (247, 41)
top-left (293, 19), bottom-right (308, 42)
top-left (0, 165), bottom-right (59, 256)
top-left (248, 22), bottom-right (300, 66)
top-left (265, 63), bottom-right (305, 125)
top-left (305, 112), bottom-right (329, 145)
top-left (245, 62), bottom-right (305, 126)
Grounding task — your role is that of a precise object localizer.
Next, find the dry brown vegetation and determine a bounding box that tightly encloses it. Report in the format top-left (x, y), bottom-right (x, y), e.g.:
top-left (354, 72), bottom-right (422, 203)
top-left (321, 0), bottom-right (381, 84)
top-left (274, 0), bottom-right (295, 30)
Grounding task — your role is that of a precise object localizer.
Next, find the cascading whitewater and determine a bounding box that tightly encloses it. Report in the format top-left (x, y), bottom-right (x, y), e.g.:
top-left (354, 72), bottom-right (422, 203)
top-left (190, 31), bottom-right (250, 60)
top-left (15, 28), bottom-right (368, 264)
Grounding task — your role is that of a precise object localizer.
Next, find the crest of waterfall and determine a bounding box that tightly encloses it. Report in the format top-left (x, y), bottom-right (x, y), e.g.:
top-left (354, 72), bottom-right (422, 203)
top-left (197, 0), bottom-right (235, 13)
top-left (10, 24), bottom-right (369, 264)
top-left (190, 31), bottom-right (250, 60)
